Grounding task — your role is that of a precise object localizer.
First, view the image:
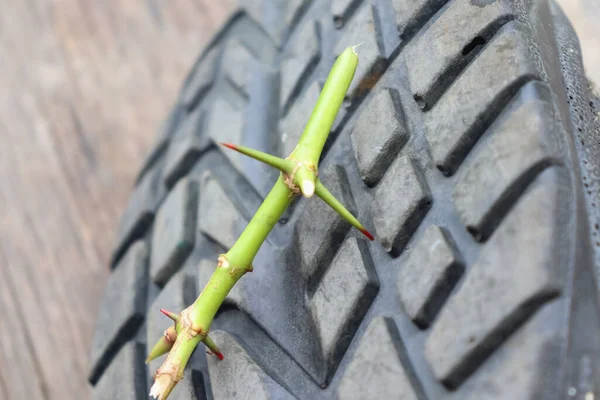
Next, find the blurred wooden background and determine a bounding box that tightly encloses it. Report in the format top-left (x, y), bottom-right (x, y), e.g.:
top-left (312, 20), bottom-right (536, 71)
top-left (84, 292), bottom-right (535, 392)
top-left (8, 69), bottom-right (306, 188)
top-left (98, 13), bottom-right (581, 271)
top-left (0, 0), bottom-right (596, 399)
top-left (0, 1), bottom-right (234, 399)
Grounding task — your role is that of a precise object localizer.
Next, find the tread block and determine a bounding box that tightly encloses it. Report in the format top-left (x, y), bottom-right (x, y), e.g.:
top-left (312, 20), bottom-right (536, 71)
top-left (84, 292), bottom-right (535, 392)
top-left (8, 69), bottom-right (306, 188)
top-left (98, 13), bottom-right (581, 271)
top-left (280, 20), bottom-right (320, 112)
top-left (198, 174), bottom-right (245, 250)
top-left (206, 98), bottom-right (246, 171)
top-left (350, 88), bottom-right (409, 186)
top-left (147, 269), bottom-right (195, 375)
top-left (150, 178), bottom-right (198, 285)
top-left (405, 0), bottom-right (514, 110)
top-left (222, 38), bottom-right (255, 95)
top-left (461, 304), bottom-right (562, 400)
top-left (397, 226), bottom-right (464, 328)
top-left (281, 80), bottom-right (321, 157)
top-left (163, 109), bottom-right (209, 189)
top-left (390, 0), bottom-right (449, 40)
top-left (198, 252), bottom-right (324, 386)
top-left (206, 331), bottom-right (295, 400)
top-left (310, 237), bottom-right (379, 377)
top-left (181, 45), bottom-right (220, 109)
top-left (334, 3), bottom-right (400, 98)
top-left (295, 164), bottom-right (356, 283)
top-left (370, 155), bottom-right (431, 256)
top-left (92, 342), bottom-right (146, 400)
top-left (424, 23), bottom-right (538, 176)
top-left (112, 156), bottom-right (165, 267)
top-left (282, 0), bottom-right (312, 34)
top-left (337, 317), bottom-right (419, 400)
top-left (239, 0), bottom-right (310, 46)
top-left (453, 95), bottom-right (558, 241)
top-left (137, 107), bottom-right (180, 184)
top-left (89, 242), bottom-right (148, 385)
top-left (425, 171), bottom-right (565, 388)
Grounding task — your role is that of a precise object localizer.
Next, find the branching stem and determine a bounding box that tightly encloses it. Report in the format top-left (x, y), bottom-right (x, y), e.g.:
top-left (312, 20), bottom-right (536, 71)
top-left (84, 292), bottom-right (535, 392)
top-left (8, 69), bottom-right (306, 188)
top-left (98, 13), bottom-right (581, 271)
top-left (148, 47), bottom-right (371, 400)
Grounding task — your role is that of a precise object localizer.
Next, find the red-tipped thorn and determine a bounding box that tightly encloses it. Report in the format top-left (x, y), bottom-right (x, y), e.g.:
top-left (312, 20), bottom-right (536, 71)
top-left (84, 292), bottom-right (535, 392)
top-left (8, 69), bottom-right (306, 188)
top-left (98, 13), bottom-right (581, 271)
top-left (220, 142), bottom-right (238, 151)
top-left (204, 335), bottom-right (224, 361)
top-left (206, 349), bottom-right (225, 360)
top-left (160, 309), bottom-right (179, 322)
top-left (359, 227), bottom-right (374, 241)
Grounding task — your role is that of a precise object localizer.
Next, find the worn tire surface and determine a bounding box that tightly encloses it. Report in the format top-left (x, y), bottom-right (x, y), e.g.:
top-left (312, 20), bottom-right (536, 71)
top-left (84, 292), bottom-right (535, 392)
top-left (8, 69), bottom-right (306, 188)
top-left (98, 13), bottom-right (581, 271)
top-left (89, 0), bottom-right (600, 399)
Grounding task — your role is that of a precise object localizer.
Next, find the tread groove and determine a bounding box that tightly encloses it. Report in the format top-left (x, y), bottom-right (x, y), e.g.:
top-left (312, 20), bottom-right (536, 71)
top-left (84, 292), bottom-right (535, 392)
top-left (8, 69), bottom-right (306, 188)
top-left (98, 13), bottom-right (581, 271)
top-left (466, 159), bottom-right (559, 242)
top-left (436, 75), bottom-right (538, 176)
top-left (385, 319), bottom-right (429, 400)
top-left (88, 315), bottom-right (144, 385)
top-left (332, 0), bottom-right (363, 29)
top-left (461, 36), bottom-right (486, 56)
top-left (213, 309), bottom-right (321, 398)
top-left (207, 146), bottom-right (264, 223)
top-left (417, 15), bottom-right (515, 112)
top-left (281, 21), bottom-right (322, 117)
top-left (441, 292), bottom-right (560, 389)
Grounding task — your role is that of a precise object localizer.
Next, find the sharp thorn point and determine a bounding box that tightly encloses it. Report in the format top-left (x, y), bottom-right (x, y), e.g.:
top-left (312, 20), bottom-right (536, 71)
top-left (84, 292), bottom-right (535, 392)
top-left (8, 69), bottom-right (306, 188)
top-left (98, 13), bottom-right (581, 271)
top-left (359, 227), bottom-right (374, 241)
top-left (204, 335), bottom-right (225, 360)
top-left (160, 309), bottom-right (179, 322)
top-left (220, 142), bottom-right (238, 150)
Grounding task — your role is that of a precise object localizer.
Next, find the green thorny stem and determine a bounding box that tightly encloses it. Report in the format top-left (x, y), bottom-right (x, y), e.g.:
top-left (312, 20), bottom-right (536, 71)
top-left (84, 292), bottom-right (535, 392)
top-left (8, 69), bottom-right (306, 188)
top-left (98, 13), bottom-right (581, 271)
top-left (148, 46), bottom-right (373, 399)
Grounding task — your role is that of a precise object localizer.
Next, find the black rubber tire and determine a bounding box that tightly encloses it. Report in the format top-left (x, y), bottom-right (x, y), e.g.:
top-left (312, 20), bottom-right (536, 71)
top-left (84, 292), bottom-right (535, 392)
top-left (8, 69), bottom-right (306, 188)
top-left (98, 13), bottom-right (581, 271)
top-left (89, 1), bottom-right (600, 399)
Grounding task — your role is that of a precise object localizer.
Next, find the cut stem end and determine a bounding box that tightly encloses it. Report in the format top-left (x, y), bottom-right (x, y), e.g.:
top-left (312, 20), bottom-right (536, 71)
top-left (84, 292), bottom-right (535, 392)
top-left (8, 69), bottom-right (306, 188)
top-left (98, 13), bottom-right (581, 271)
top-left (300, 179), bottom-right (315, 197)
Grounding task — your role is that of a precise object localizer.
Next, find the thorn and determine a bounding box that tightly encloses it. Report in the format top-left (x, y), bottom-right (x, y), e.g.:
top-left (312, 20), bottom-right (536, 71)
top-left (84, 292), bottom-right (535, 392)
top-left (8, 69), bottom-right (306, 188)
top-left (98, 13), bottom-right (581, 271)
top-left (207, 349), bottom-right (225, 361)
top-left (146, 326), bottom-right (177, 363)
top-left (219, 142), bottom-right (292, 173)
top-left (359, 227), bottom-right (375, 241)
top-left (315, 179), bottom-right (374, 240)
top-left (352, 42), bottom-right (363, 54)
top-left (203, 335), bottom-right (225, 361)
top-left (220, 142), bottom-right (237, 151)
top-left (160, 309), bottom-right (179, 322)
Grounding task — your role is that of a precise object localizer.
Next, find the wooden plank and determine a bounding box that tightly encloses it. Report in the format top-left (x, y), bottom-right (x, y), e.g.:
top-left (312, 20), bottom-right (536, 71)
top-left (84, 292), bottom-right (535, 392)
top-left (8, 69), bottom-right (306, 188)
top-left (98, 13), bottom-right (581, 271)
top-left (0, 251), bottom-right (48, 400)
top-left (0, 0), bottom-right (233, 398)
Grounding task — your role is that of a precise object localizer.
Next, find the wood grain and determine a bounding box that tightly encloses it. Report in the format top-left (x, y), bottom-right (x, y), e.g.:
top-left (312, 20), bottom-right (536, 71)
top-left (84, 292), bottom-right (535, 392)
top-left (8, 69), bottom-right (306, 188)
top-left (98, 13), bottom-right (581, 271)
top-left (0, 1), bottom-right (233, 399)
top-left (0, 0), bottom-right (597, 399)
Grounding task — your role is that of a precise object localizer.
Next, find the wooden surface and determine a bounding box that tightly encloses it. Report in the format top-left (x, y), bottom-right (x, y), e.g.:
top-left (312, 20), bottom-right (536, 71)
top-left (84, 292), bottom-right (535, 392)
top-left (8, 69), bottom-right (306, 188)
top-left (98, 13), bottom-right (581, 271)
top-left (0, 1), bottom-right (234, 399)
top-left (0, 1), bottom-right (596, 399)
